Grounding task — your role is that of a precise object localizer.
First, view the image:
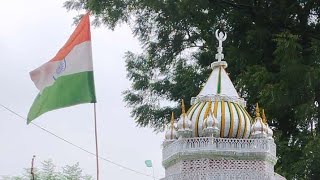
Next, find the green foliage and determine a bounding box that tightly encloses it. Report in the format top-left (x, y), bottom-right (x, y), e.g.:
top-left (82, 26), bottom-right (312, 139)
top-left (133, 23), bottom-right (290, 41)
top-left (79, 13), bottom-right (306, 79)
top-left (62, 162), bottom-right (82, 180)
top-left (40, 159), bottom-right (60, 180)
top-left (64, 0), bottom-right (320, 179)
top-left (2, 160), bottom-right (93, 180)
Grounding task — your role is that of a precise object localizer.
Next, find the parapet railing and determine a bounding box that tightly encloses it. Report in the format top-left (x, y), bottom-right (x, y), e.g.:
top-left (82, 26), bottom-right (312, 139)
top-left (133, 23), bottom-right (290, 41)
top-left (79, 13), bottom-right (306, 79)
top-left (163, 137), bottom-right (276, 161)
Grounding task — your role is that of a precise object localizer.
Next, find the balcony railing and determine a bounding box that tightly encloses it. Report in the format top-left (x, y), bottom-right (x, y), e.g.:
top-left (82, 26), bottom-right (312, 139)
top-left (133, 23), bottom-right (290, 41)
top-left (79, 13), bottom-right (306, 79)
top-left (163, 137), bottom-right (276, 162)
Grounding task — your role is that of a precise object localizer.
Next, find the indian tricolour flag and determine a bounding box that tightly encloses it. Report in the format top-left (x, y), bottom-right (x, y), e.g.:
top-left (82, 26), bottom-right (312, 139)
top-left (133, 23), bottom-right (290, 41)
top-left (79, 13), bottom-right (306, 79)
top-left (27, 13), bottom-right (96, 123)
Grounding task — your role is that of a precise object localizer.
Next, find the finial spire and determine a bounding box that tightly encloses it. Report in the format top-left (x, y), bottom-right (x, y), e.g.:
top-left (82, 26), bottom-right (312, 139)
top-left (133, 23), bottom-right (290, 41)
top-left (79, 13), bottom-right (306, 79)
top-left (262, 109), bottom-right (267, 124)
top-left (171, 112), bottom-right (175, 127)
top-left (215, 29), bottom-right (227, 62)
top-left (181, 99), bottom-right (186, 117)
top-left (255, 103), bottom-right (261, 117)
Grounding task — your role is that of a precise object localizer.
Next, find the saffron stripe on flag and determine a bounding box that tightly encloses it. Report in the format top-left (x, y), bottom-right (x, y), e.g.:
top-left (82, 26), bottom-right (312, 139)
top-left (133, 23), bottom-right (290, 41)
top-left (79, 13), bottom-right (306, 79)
top-left (51, 13), bottom-right (91, 62)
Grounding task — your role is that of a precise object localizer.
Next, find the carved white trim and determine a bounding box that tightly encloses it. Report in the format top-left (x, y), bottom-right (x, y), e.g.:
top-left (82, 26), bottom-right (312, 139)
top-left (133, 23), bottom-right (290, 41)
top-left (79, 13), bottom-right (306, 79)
top-left (163, 158), bottom-right (286, 180)
top-left (161, 171), bottom-right (285, 180)
top-left (191, 95), bottom-right (246, 107)
top-left (211, 61), bottom-right (228, 68)
top-left (162, 137), bottom-right (277, 168)
top-left (274, 173), bottom-right (287, 180)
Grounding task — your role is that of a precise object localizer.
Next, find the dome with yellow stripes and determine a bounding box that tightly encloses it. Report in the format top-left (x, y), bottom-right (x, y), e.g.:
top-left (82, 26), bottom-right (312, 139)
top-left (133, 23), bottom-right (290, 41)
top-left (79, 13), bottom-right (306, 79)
top-left (187, 99), bottom-right (252, 138)
top-left (184, 30), bottom-right (252, 138)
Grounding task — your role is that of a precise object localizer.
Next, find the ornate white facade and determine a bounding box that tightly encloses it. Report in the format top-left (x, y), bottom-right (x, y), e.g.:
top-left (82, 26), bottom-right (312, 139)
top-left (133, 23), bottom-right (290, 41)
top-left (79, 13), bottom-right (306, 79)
top-left (162, 30), bottom-right (286, 180)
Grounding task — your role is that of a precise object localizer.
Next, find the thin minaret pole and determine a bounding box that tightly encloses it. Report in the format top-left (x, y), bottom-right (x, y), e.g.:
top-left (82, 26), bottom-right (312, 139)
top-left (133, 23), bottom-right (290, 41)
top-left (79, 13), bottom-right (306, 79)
top-left (93, 103), bottom-right (100, 180)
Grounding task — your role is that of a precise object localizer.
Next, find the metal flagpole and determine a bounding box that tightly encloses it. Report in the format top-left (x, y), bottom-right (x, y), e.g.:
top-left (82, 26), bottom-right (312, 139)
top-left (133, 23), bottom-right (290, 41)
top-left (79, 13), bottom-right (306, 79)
top-left (93, 103), bottom-right (100, 180)
top-left (30, 155), bottom-right (36, 180)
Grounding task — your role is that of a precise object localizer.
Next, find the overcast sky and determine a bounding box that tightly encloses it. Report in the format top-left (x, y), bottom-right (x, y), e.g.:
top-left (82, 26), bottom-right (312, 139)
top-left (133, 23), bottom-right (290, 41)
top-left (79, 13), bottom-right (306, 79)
top-left (0, 0), bottom-right (165, 179)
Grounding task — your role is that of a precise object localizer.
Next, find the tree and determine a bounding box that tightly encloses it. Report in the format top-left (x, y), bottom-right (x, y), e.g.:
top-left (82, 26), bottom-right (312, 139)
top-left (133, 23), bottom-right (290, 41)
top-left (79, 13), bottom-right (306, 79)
top-left (62, 162), bottom-right (82, 180)
top-left (2, 160), bottom-right (93, 180)
top-left (40, 159), bottom-right (60, 180)
top-left (64, 0), bottom-right (320, 179)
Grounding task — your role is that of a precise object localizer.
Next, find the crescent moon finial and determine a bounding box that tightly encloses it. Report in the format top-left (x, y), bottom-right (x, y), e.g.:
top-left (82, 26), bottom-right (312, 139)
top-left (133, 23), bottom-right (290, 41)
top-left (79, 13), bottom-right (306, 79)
top-left (215, 29), bottom-right (220, 40)
top-left (222, 33), bottom-right (227, 41)
top-left (214, 29), bottom-right (227, 62)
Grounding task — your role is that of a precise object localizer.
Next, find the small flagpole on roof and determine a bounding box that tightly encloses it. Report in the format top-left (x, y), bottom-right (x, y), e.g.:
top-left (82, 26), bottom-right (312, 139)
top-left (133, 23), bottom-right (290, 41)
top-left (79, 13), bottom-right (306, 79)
top-left (145, 160), bottom-right (155, 180)
top-left (152, 166), bottom-right (155, 180)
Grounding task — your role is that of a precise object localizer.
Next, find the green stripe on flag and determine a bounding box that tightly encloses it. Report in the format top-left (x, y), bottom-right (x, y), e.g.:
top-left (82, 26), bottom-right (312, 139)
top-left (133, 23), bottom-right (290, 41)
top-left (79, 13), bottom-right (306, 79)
top-left (27, 71), bottom-right (96, 123)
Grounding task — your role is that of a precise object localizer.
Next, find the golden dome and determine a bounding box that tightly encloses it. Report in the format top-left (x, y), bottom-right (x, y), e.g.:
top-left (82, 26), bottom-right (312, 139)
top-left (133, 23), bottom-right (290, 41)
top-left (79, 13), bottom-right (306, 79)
top-left (187, 100), bottom-right (252, 138)
top-left (187, 62), bottom-right (252, 138)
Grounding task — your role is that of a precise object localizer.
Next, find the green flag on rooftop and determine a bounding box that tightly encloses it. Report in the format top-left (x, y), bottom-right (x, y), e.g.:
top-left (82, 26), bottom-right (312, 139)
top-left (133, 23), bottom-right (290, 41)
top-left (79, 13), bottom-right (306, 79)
top-left (145, 160), bottom-right (152, 167)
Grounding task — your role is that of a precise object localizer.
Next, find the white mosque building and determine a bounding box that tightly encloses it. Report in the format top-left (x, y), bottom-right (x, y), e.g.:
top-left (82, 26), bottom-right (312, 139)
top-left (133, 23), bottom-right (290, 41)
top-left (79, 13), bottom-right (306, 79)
top-left (162, 30), bottom-right (286, 180)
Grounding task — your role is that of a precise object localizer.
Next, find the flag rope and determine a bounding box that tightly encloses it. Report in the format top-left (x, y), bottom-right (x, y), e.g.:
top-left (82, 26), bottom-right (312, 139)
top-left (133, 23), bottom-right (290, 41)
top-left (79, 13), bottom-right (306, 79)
top-left (0, 103), bottom-right (159, 180)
